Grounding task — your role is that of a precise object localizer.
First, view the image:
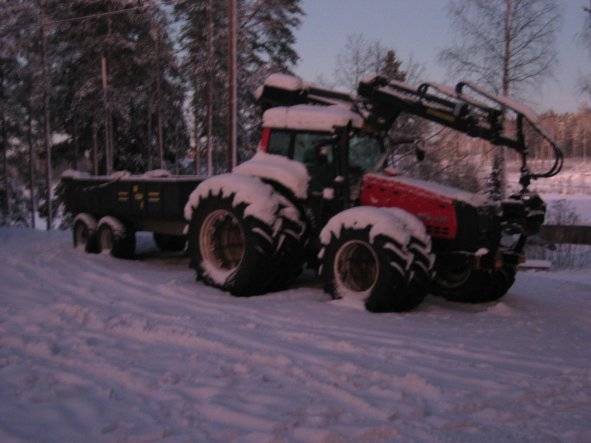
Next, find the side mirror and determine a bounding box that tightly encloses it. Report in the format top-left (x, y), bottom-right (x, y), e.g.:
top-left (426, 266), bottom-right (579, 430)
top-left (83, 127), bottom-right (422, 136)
top-left (313, 137), bottom-right (337, 164)
top-left (415, 147), bottom-right (425, 162)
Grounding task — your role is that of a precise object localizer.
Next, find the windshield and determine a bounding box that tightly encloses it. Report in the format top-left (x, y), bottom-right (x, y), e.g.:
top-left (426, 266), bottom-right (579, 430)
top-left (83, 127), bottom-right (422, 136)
top-left (349, 135), bottom-right (384, 173)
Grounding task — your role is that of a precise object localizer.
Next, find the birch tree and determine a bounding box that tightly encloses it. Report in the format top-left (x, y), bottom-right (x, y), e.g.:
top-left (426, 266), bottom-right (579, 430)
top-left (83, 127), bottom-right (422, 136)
top-left (439, 0), bottom-right (561, 199)
top-left (582, 1), bottom-right (591, 95)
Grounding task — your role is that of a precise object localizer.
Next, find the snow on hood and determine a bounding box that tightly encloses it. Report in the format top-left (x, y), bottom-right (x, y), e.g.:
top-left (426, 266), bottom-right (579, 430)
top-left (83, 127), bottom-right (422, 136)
top-left (369, 173), bottom-right (488, 207)
top-left (263, 104), bottom-right (363, 132)
top-left (234, 152), bottom-right (310, 200)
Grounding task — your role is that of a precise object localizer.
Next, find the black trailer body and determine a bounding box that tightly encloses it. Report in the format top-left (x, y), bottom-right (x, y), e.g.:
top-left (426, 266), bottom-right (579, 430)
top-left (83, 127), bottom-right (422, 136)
top-left (61, 175), bottom-right (203, 236)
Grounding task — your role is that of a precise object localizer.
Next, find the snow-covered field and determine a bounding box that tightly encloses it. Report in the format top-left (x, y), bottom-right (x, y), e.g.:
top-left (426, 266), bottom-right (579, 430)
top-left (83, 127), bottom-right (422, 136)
top-left (1, 229), bottom-right (590, 443)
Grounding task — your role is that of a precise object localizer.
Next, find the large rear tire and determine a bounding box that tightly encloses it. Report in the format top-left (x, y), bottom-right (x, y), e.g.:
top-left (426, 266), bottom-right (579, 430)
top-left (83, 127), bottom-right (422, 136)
top-left (433, 263), bottom-right (517, 303)
top-left (187, 188), bottom-right (279, 296)
top-left (266, 195), bottom-right (308, 291)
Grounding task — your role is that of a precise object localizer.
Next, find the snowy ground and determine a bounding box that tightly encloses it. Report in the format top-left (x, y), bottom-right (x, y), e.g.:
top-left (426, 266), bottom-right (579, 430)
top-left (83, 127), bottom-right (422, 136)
top-left (1, 229), bottom-right (590, 443)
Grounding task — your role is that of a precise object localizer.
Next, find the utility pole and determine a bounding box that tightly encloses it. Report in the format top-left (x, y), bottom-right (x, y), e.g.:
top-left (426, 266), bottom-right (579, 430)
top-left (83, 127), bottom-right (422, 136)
top-left (27, 101), bottom-right (36, 229)
top-left (227, 0), bottom-right (238, 171)
top-left (92, 119), bottom-right (98, 175)
top-left (207, 0), bottom-right (214, 176)
top-left (0, 66), bottom-right (9, 222)
top-left (147, 93), bottom-right (153, 171)
top-left (39, 0), bottom-right (52, 230)
top-left (102, 13), bottom-right (114, 175)
top-left (73, 118), bottom-right (79, 170)
top-left (101, 55), bottom-right (111, 174)
top-left (155, 28), bottom-right (164, 169)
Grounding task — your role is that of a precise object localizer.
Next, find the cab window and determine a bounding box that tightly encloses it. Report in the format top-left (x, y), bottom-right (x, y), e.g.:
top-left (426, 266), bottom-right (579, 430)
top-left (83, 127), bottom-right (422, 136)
top-left (293, 132), bottom-right (332, 165)
top-left (293, 132), bottom-right (334, 192)
top-left (267, 130), bottom-right (291, 156)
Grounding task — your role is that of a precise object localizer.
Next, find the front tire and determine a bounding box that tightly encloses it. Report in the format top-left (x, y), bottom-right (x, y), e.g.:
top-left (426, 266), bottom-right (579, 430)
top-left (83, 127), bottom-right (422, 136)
top-left (321, 226), bottom-right (418, 312)
top-left (434, 263), bottom-right (517, 303)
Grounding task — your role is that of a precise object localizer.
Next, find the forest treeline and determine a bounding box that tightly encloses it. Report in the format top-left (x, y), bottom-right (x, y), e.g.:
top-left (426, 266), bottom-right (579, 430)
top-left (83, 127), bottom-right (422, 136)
top-left (0, 0), bottom-right (303, 226)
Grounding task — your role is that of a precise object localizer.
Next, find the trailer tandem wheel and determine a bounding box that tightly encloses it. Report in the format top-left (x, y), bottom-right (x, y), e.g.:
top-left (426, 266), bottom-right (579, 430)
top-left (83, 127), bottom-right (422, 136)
top-left (96, 216), bottom-right (136, 259)
top-left (73, 213), bottom-right (99, 253)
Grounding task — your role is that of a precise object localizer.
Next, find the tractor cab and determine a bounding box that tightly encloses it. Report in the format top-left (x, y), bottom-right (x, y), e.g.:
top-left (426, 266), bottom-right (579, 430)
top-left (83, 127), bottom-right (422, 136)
top-left (259, 104), bottom-right (385, 200)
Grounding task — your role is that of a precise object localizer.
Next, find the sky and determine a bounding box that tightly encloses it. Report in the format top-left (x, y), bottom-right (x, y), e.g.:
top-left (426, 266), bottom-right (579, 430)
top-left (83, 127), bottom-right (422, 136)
top-left (293, 0), bottom-right (591, 113)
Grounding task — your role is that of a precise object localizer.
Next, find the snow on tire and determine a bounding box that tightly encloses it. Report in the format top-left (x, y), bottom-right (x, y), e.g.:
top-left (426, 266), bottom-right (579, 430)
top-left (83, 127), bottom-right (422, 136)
top-left (185, 174), bottom-right (282, 296)
top-left (73, 213), bottom-right (98, 253)
top-left (319, 207), bottom-right (424, 312)
top-left (386, 208), bottom-right (435, 293)
top-left (96, 216), bottom-right (136, 259)
top-left (266, 194), bottom-right (309, 291)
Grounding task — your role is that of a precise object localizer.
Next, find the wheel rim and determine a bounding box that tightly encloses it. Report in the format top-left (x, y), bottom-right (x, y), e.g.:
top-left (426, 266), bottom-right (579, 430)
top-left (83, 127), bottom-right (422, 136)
top-left (334, 240), bottom-right (379, 296)
top-left (199, 209), bottom-right (245, 276)
top-left (74, 223), bottom-right (88, 249)
top-left (436, 264), bottom-right (471, 289)
top-left (99, 227), bottom-right (114, 252)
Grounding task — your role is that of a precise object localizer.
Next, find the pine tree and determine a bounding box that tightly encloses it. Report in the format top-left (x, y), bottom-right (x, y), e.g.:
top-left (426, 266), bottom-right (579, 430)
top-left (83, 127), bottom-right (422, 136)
top-left (381, 50), bottom-right (405, 82)
top-left (0, 0), bottom-right (38, 227)
top-left (173, 0), bottom-right (303, 172)
top-left (50, 0), bottom-right (189, 174)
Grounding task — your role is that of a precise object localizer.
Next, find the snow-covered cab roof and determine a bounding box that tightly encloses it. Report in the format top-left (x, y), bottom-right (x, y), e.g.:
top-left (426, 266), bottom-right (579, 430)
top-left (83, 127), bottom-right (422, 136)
top-left (254, 73), bottom-right (307, 104)
top-left (262, 104), bottom-right (363, 133)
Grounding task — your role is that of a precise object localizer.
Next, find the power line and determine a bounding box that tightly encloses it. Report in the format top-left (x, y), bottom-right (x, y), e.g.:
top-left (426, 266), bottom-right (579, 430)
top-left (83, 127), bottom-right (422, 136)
top-left (0, 2), bottom-right (148, 33)
top-left (51, 4), bottom-right (146, 25)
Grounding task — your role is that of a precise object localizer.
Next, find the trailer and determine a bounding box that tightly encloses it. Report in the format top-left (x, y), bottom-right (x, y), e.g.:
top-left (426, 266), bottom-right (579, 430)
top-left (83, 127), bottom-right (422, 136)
top-left (60, 172), bottom-right (203, 257)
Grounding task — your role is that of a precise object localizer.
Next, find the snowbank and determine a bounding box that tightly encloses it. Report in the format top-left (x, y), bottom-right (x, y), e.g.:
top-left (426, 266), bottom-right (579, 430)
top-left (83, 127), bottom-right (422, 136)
top-left (1, 228), bottom-right (590, 442)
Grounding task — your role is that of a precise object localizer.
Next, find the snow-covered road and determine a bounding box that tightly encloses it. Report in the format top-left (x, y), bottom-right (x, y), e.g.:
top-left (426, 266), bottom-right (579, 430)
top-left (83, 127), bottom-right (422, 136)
top-left (1, 228), bottom-right (590, 442)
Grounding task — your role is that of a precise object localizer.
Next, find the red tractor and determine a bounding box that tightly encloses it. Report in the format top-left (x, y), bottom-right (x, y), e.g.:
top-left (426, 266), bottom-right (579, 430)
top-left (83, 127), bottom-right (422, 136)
top-left (185, 74), bottom-right (563, 312)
